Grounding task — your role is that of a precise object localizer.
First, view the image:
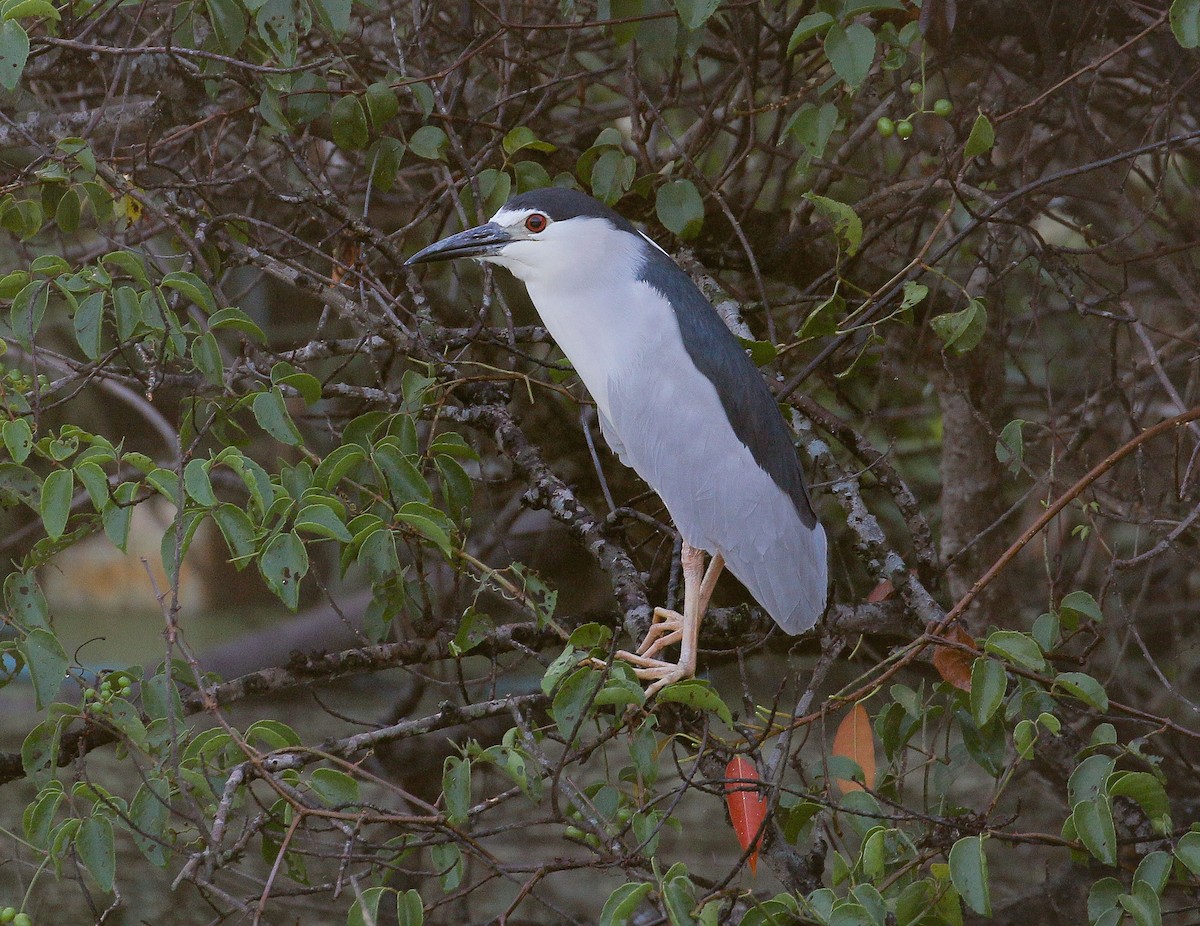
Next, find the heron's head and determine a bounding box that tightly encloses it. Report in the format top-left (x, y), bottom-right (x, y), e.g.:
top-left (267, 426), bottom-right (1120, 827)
top-left (405, 188), bottom-right (652, 288)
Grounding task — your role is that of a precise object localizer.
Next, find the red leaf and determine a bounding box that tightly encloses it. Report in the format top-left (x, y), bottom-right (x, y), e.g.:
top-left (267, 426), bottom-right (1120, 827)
top-left (866, 579), bottom-right (895, 603)
top-left (832, 702), bottom-right (877, 794)
top-left (724, 756), bottom-right (768, 874)
top-left (932, 623), bottom-right (974, 692)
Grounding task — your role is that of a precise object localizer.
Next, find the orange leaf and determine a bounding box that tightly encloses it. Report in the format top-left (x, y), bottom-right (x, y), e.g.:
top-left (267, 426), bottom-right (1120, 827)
top-left (724, 756), bottom-right (768, 874)
top-left (866, 579), bottom-right (895, 602)
top-left (832, 702), bottom-right (877, 794)
top-left (931, 623), bottom-right (975, 692)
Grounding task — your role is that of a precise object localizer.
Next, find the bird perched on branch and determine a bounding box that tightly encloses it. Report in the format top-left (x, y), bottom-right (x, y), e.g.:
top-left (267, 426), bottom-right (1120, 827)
top-left (407, 187), bottom-right (827, 693)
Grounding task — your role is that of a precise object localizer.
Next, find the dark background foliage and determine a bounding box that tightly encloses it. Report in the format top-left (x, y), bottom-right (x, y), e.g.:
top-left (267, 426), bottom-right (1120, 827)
top-left (1, 0), bottom-right (1199, 924)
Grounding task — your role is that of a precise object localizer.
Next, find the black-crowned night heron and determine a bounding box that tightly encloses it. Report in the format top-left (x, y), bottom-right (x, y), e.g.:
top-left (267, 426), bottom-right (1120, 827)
top-left (406, 188), bottom-right (827, 693)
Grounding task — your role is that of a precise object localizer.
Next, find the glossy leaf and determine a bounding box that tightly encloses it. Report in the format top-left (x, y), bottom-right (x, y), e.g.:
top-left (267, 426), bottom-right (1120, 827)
top-left (965, 113), bottom-right (995, 158)
top-left (39, 468), bottom-right (73, 540)
top-left (824, 22), bottom-right (875, 89)
top-left (655, 179), bottom-right (704, 239)
top-left (442, 756), bottom-right (471, 825)
top-left (0, 19), bottom-right (29, 91)
top-left (599, 882), bottom-right (653, 926)
top-left (258, 530), bottom-right (308, 609)
top-left (970, 658), bottom-right (1006, 727)
top-left (724, 757), bottom-right (767, 874)
top-left (948, 835), bottom-right (991, 915)
top-left (832, 702), bottom-right (876, 793)
top-left (253, 387), bottom-right (303, 446)
top-left (76, 815), bottom-right (116, 892)
top-left (20, 628), bottom-right (67, 709)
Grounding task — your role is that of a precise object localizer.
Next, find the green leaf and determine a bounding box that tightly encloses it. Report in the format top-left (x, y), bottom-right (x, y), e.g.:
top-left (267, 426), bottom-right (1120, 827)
top-left (1176, 831), bottom-right (1200, 875)
top-left (74, 460), bottom-right (109, 510)
top-left (600, 882), bottom-right (653, 926)
top-left (442, 756), bottom-right (471, 825)
top-left (0, 462), bottom-right (40, 510)
top-left (964, 113), bottom-right (995, 159)
top-left (372, 442), bottom-right (431, 504)
top-left (1059, 590), bottom-right (1102, 628)
top-left (161, 270), bottom-right (216, 313)
top-left (674, 0), bottom-right (719, 31)
top-left (929, 298), bottom-right (987, 353)
top-left (73, 290), bottom-right (105, 360)
top-left (56, 186), bottom-right (81, 233)
top-left (983, 629), bottom-right (1044, 672)
top-left (3, 0), bottom-right (62, 21)
top-left (655, 179), bottom-right (705, 239)
top-left (995, 418), bottom-right (1025, 474)
top-left (804, 192), bottom-right (862, 255)
top-left (208, 306), bottom-right (267, 342)
top-left (1119, 882), bottom-right (1162, 926)
top-left (1069, 754), bottom-right (1115, 807)
top-left (76, 815), bottom-right (115, 893)
top-left (655, 678), bottom-right (733, 724)
top-left (10, 279), bottom-right (48, 346)
top-left (259, 530), bottom-right (308, 609)
top-left (364, 81), bottom-right (399, 132)
top-left (408, 124), bottom-right (448, 161)
top-left (784, 101), bottom-right (838, 165)
top-left (40, 467), bottom-right (73, 540)
top-left (396, 889), bottom-right (424, 926)
top-left (5, 571), bottom-right (49, 631)
top-left (294, 503), bottom-right (352, 542)
top-left (313, 0), bottom-right (350, 37)
top-left (213, 503), bottom-right (257, 566)
top-left (1089, 877), bottom-right (1123, 924)
top-left (1053, 672), bottom-right (1108, 711)
top-left (969, 658), bottom-right (1006, 727)
top-left (205, 0), bottom-right (246, 54)
top-left (660, 862), bottom-right (696, 926)
top-left (1134, 850), bottom-right (1172, 895)
top-left (824, 22), bottom-right (875, 89)
top-left (0, 19), bottom-right (29, 91)
top-left (3, 416), bottom-right (31, 462)
top-left (551, 666), bottom-right (601, 740)
top-left (1074, 797), bottom-right (1117, 865)
top-left (787, 11), bottom-right (835, 52)
top-left (396, 502), bottom-right (453, 557)
top-left (1171, 0), bottom-right (1200, 47)
top-left (798, 292), bottom-right (844, 339)
top-left (1108, 771), bottom-right (1169, 829)
top-left (191, 330), bottom-right (224, 385)
top-left (948, 835), bottom-right (991, 916)
top-left (431, 842), bottom-right (463, 891)
top-left (590, 148), bottom-right (636, 205)
top-left (20, 628), bottom-right (67, 709)
top-left (331, 95), bottom-right (369, 150)
top-left (129, 778), bottom-right (170, 866)
top-left (183, 459), bottom-right (218, 506)
top-left (502, 126), bottom-right (556, 156)
top-left (348, 887), bottom-right (390, 926)
top-left (253, 387), bottom-right (303, 446)
top-left (309, 768), bottom-right (359, 808)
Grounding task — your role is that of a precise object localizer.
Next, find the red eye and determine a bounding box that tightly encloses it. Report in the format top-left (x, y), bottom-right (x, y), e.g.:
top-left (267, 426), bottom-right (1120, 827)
top-left (525, 213), bottom-right (548, 233)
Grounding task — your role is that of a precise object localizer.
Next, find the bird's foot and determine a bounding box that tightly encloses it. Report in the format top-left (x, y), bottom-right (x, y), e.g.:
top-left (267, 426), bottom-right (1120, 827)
top-left (634, 606), bottom-right (685, 659)
top-left (612, 649), bottom-right (695, 696)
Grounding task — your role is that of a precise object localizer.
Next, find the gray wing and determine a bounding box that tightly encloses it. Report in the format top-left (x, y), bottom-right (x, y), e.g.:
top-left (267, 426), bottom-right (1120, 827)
top-left (605, 326), bottom-right (827, 633)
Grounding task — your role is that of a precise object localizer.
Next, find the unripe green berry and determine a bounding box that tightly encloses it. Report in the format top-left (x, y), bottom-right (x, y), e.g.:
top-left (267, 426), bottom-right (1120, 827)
top-left (564, 825), bottom-right (585, 841)
top-left (934, 98), bottom-right (953, 117)
top-left (84, 688), bottom-right (95, 700)
top-left (909, 81), bottom-right (922, 95)
top-left (1, 907), bottom-right (17, 923)
top-left (13, 913), bottom-right (30, 926)
top-left (876, 117), bottom-right (895, 138)
top-left (896, 120), bottom-right (914, 139)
